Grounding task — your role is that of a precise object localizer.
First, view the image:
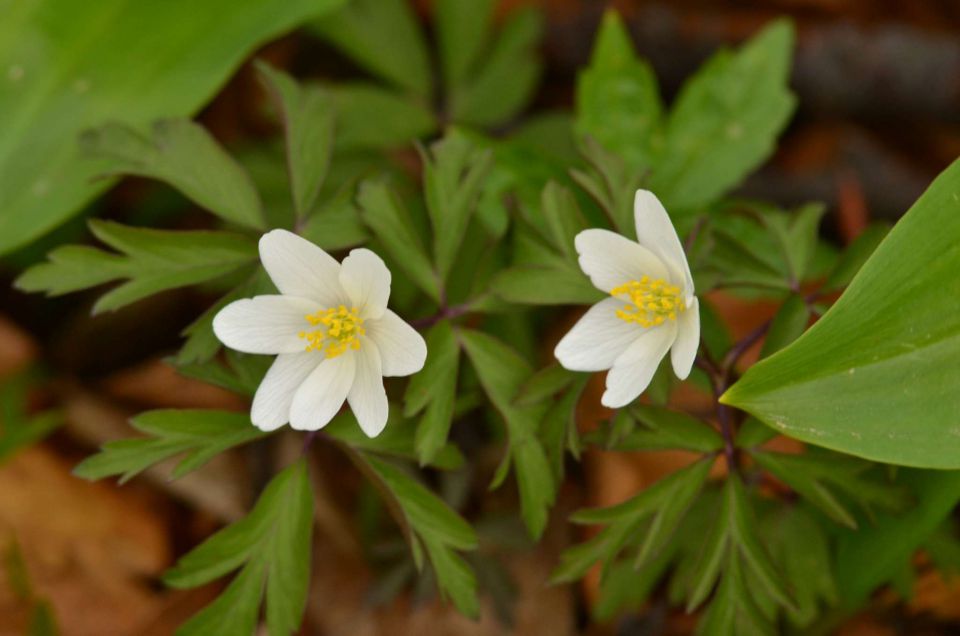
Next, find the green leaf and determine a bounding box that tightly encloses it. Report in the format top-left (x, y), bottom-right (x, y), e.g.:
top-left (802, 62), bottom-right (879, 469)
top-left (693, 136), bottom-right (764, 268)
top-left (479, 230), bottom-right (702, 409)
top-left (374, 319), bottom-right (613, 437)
top-left (0, 0), bottom-right (346, 255)
top-left (256, 63), bottom-right (334, 220)
top-left (310, 0), bottom-right (432, 97)
top-left (167, 460), bottom-right (313, 636)
top-left (449, 8), bottom-right (543, 128)
top-left (436, 0), bottom-right (496, 89)
top-left (617, 405), bottom-right (725, 454)
top-left (459, 329), bottom-right (555, 538)
top-left (540, 376), bottom-right (587, 481)
top-left (758, 294), bottom-right (810, 358)
top-left (575, 10), bottom-right (663, 173)
top-left (403, 322), bottom-right (460, 465)
top-left (330, 83), bottom-right (436, 150)
top-left (357, 180), bottom-right (440, 302)
top-left (422, 131), bottom-right (493, 280)
top-left (539, 182), bottom-right (590, 260)
top-left (0, 372), bottom-right (62, 463)
top-left (780, 203), bottom-right (826, 283)
top-left (823, 223), bottom-right (890, 291)
top-left (74, 410), bottom-right (267, 483)
top-left (514, 363), bottom-right (576, 408)
top-left (298, 195), bottom-right (370, 251)
top-left (834, 469), bottom-right (960, 607)
top-left (571, 136), bottom-right (642, 234)
top-left (696, 552), bottom-right (775, 636)
top-left (648, 20), bottom-right (796, 211)
top-left (362, 455), bottom-right (479, 617)
top-left (554, 459), bottom-right (711, 583)
top-left (687, 476), bottom-right (791, 613)
top-left (17, 222), bottom-right (257, 314)
top-left (765, 506), bottom-right (838, 628)
top-left (722, 157), bottom-right (960, 468)
top-left (324, 410), bottom-right (464, 471)
top-left (491, 264), bottom-right (604, 306)
top-left (173, 268), bottom-right (274, 366)
top-left (734, 417), bottom-right (778, 449)
top-left (80, 119), bottom-right (264, 229)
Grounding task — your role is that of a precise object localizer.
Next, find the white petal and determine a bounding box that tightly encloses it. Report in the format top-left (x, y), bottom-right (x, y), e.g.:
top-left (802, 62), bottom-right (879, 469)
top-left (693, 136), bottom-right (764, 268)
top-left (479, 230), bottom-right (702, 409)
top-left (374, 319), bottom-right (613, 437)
top-left (213, 295), bottom-right (320, 354)
top-left (633, 190), bottom-right (694, 294)
top-left (670, 297), bottom-right (700, 380)
top-left (554, 297), bottom-right (644, 372)
top-left (365, 309), bottom-right (427, 377)
top-left (251, 352), bottom-right (320, 431)
top-left (602, 322), bottom-right (677, 408)
top-left (289, 353), bottom-right (356, 431)
top-left (259, 229), bottom-right (346, 306)
top-left (348, 341), bottom-right (389, 438)
top-left (575, 228), bottom-right (670, 293)
top-left (339, 248), bottom-right (391, 320)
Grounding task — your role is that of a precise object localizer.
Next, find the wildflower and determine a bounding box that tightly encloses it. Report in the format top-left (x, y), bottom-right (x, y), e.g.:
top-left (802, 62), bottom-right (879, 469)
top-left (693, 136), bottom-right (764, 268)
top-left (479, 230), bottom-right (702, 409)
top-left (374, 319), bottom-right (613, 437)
top-left (213, 230), bottom-right (427, 436)
top-left (554, 190), bottom-right (700, 407)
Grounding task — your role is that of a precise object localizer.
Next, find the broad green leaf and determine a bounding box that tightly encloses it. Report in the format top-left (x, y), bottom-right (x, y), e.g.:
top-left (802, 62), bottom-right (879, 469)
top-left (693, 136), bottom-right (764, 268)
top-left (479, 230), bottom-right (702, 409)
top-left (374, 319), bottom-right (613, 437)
top-left (449, 8), bottom-right (543, 128)
top-left (80, 119), bottom-right (264, 229)
top-left (834, 469), bottom-right (960, 606)
top-left (357, 180), bottom-right (441, 302)
top-left (648, 20), bottom-right (796, 211)
top-left (436, 0), bottom-right (495, 89)
top-left (310, 0), bottom-right (432, 96)
top-left (363, 455), bottom-right (479, 617)
top-left (74, 410), bottom-right (267, 483)
top-left (758, 294), bottom-right (810, 358)
top-left (330, 83), bottom-right (436, 150)
top-left (575, 10), bottom-right (663, 173)
top-left (167, 460), bottom-right (313, 636)
top-left (16, 222), bottom-right (257, 314)
top-left (422, 131), bottom-right (493, 280)
top-left (722, 157), bottom-right (960, 467)
top-left (0, 0), bottom-right (346, 254)
top-left (459, 329), bottom-right (555, 538)
top-left (256, 63), bottom-right (334, 220)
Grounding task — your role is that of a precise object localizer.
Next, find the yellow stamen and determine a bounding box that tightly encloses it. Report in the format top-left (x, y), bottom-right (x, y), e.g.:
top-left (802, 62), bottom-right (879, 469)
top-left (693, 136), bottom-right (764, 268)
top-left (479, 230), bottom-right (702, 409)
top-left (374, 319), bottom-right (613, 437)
top-left (611, 276), bottom-right (685, 328)
top-left (300, 305), bottom-right (365, 358)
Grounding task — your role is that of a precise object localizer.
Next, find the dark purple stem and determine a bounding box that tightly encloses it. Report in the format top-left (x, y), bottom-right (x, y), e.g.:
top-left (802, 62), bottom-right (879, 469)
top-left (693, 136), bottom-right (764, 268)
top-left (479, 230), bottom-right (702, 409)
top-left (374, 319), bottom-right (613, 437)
top-left (410, 303), bottom-right (472, 330)
top-left (301, 430), bottom-right (318, 455)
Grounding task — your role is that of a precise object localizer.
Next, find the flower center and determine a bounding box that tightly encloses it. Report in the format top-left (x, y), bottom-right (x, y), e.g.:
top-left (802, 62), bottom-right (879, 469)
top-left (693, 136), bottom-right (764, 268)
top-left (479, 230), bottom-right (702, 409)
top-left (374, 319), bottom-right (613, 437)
top-left (611, 276), bottom-right (685, 328)
top-left (299, 305), bottom-right (365, 358)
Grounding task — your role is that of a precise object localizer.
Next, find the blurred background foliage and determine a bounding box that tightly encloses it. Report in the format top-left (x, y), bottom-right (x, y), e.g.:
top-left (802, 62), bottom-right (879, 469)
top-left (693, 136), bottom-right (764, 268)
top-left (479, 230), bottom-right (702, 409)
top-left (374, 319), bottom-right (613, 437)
top-left (2, 0), bottom-right (960, 634)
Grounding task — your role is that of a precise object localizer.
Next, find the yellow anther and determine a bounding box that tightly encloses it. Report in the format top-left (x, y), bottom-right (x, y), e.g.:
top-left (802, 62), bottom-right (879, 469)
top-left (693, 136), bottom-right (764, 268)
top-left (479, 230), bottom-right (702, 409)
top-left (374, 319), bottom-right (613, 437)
top-left (611, 278), bottom-right (685, 328)
top-left (299, 306), bottom-right (365, 358)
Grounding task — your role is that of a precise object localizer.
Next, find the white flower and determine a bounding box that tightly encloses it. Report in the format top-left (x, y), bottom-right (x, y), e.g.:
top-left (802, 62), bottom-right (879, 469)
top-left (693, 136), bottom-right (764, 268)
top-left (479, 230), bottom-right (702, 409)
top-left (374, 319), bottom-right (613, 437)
top-left (554, 190), bottom-right (700, 408)
top-left (212, 229), bottom-right (427, 437)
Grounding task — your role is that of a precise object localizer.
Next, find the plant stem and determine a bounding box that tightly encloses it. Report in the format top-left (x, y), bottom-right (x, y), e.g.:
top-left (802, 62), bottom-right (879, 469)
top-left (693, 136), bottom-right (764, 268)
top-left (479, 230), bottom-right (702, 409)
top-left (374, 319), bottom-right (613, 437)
top-left (410, 302), bottom-right (473, 329)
